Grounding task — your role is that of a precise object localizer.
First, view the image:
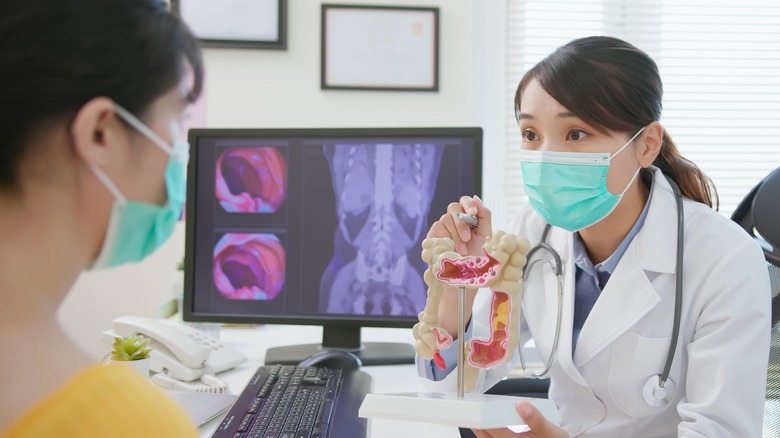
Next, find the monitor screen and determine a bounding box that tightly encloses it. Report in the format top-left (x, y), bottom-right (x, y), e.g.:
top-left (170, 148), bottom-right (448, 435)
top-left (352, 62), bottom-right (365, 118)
top-left (183, 128), bottom-right (482, 365)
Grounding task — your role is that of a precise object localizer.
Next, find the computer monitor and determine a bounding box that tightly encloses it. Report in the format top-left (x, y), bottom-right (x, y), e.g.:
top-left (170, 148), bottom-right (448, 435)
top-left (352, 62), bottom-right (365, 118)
top-left (182, 128), bottom-right (482, 365)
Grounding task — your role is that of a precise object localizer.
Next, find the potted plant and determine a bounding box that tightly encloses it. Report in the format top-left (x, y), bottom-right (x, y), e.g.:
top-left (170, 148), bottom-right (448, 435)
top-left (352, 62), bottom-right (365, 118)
top-left (108, 334), bottom-right (152, 377)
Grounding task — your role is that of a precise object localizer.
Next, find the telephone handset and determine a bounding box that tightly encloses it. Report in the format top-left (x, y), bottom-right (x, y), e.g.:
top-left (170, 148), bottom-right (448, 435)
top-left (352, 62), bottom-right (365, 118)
top-left (103, 315), bottom-right (247, 383)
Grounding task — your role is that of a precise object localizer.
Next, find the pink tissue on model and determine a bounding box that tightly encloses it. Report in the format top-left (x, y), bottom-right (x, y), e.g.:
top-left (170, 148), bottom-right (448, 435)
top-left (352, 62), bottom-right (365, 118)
top-left (433, 352), bottom-right (446, 370)
top-left (468, 291), bottom-right (511, 368)
top-left (431, 327), bottom-right (453, 351)
top-left (435, 249), bottom-right (502, 287)
top-left (431, 328), bottom-right (453, 370)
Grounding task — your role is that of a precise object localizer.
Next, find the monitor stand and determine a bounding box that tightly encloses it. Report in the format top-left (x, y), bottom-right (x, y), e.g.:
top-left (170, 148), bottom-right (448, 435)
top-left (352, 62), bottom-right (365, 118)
top-left (263, 325), bottom-right (415, 366)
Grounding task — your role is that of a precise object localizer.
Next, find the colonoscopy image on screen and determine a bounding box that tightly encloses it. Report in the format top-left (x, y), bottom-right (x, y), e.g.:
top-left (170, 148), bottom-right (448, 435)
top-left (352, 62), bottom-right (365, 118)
top-left (186, 129), bottom-right (479, 326)
top-left (319, 143), bottom-right (442, 316)
top-left (213, 233), bottom-right (286, 301)
top-left (216, 146), bottom-right (288, 213)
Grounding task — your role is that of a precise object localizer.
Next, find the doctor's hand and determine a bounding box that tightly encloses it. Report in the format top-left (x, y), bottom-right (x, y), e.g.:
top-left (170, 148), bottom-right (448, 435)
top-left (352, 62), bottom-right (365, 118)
top-left (472, 401), bottom-right (569, 438)
top-left (427, 195), bottom-right (492, 256)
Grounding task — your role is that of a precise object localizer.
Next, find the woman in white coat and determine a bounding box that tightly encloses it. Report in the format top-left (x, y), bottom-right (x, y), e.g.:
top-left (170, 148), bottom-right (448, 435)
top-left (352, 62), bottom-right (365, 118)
top-left (420, 36), bottom-right (771, 437)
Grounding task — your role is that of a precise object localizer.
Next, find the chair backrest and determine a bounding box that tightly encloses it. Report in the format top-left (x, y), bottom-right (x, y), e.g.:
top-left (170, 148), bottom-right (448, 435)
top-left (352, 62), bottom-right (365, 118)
top-left (730, 166), bottom-right (780, 437)
top-left (766, 262), bottom-right (779, 438)
top-left (731, 166), bottom-right (780, 326)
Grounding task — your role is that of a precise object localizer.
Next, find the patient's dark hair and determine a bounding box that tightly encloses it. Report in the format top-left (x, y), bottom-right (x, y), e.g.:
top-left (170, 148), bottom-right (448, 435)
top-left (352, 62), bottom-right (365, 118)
top-left (0, 0), bottom-right (203, 194)
top-left (515, 36), bottom-right (718, 209)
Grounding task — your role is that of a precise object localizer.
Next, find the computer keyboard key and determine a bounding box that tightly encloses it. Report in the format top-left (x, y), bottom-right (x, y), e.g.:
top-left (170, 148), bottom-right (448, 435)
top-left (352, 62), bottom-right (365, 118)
top-left (211, 365), bottom-right (369, 438)
top-left (248, 397), bottom-right (264, 414)
top-left (237, 414), bottom-right (254, 433)
top-left (314, 395), bottom-right (335, 425)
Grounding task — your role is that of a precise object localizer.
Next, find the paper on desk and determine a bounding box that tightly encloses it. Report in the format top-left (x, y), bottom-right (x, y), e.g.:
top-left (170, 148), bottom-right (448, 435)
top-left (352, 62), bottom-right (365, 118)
top-left (165, 391), bottom-right (237, 426)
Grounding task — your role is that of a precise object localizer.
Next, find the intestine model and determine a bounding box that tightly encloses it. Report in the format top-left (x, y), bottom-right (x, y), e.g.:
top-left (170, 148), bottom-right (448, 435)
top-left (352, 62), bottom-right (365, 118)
top-left (412, 231), bottom-right (530, 392)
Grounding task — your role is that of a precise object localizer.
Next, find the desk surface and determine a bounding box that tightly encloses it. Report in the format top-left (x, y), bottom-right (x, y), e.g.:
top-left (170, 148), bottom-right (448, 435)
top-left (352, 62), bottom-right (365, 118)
top-left (196, 323), bottom-right (461, 438)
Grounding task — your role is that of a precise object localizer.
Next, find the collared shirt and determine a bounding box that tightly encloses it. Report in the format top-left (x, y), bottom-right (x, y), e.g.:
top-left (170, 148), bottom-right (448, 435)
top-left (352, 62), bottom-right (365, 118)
top-left (571, 173), bottom-right (654, 353)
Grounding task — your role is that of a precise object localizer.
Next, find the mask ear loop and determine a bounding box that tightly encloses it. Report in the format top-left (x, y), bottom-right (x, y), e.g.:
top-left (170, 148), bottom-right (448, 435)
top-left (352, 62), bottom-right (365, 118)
top-left (114, 104), bottom-right (175, 157)
top-left (609, 126), bottom-right (647, 197)
top-left (609, 126), bottom-right (647, 161)
top-left (89, 165), bottom-right (128, 207)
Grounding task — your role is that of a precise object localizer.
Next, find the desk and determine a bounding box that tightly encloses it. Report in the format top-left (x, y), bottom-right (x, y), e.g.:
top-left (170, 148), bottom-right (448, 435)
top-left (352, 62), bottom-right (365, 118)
top-left (197, 323), bottom-right (461, 438)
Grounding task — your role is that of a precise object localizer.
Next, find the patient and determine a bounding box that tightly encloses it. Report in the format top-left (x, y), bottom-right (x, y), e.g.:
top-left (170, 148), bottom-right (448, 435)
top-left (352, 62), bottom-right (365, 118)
top-left (0, 0), bottom-right (203, 435)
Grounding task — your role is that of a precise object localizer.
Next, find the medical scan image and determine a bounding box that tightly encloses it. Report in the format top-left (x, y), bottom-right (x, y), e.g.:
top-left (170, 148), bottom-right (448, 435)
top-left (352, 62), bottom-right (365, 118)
top-left (319, 143), bottom-right (443, 316)
top-left (213, 233), bottom-right (286, 300)
top-left (215, 147), bottom-right (288, 213)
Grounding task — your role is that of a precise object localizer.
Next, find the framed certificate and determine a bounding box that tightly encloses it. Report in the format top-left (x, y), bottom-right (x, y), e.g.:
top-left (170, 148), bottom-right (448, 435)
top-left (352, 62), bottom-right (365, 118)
top-left (321, 4), bottom-right (439, 91)
top-left (173, 0), bottom-right (287, 50)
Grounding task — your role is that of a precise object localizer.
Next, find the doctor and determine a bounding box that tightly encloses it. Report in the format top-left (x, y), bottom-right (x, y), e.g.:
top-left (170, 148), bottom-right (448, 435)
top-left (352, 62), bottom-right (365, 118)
top-left (420, 36), bottom-right (771, 437)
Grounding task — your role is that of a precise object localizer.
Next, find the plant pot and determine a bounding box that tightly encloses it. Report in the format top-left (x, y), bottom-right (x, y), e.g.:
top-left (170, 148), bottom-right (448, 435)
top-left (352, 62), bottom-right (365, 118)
top-left (107, 357), bottom-right (151, 378)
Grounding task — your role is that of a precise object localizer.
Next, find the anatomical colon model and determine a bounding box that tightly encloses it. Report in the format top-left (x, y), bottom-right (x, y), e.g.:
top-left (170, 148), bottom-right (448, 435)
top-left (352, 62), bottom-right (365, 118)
top-left (320, 143), bottom-right (443, 316)
top-left (215, 147), bottom-right (287, 213)
top-left (213, 233), bottom-right (286, 300)
top-left (412, 231), bottom-right (530, 391)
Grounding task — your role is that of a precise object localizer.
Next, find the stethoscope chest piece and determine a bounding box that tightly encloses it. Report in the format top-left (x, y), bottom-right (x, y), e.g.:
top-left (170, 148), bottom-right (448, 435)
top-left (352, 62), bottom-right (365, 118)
top-left (642, 375), bottom-right (676, 407)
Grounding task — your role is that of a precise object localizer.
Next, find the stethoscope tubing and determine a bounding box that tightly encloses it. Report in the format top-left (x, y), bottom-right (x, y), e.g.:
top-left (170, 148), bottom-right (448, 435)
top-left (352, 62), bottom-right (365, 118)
top-left (516, 175), bottom-right (684, 394)
top-left (660, 177), bottom-right (684, 388)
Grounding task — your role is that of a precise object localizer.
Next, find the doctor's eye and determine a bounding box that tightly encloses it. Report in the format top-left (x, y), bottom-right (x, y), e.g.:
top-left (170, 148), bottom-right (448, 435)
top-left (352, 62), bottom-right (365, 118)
top-left (566, 129), bottom-right (589, 141)
top-left (522, 130), bottom-right (539, 142)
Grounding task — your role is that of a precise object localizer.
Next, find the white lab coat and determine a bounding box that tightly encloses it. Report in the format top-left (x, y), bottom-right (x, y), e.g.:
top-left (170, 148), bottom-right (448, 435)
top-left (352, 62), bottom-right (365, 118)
top-left (417, 167), bottom-right (771, 437)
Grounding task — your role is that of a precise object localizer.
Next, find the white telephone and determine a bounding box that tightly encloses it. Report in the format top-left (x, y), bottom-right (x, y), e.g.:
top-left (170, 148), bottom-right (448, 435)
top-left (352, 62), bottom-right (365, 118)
top-left (102, 315), bottom-right (247, 383)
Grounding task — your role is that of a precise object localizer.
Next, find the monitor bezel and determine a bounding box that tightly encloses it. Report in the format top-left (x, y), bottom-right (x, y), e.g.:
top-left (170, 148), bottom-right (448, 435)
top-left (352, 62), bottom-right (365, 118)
top-left (182, 127), bottom-right (483, 329)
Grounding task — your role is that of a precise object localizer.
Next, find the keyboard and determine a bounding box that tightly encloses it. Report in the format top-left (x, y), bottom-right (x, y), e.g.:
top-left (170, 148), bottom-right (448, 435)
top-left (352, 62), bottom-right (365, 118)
top-left (212, 364), bottom-right (372, 438)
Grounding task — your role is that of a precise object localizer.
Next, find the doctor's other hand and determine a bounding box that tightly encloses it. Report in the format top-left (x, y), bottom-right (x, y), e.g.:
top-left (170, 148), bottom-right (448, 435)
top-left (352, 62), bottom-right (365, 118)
top-left (472, 401), bottom-right (568, 438)
top-left (427, 195), bottom-right (492, 256)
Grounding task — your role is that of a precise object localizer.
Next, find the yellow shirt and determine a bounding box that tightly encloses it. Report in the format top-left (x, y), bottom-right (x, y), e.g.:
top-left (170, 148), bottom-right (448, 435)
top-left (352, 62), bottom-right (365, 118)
top-left (3, 364), bottom-right (197, 438)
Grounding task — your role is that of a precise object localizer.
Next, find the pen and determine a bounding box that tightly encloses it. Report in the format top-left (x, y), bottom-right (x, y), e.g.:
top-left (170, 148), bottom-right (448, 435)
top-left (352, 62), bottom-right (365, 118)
top-left (456, 212), bottom-right (478, 228)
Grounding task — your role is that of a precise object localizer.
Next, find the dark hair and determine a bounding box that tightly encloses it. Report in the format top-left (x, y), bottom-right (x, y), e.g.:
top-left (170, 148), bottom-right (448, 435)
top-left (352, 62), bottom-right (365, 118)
top-left (0, 0), bottom-right (203, 193)
top-left (515, 36), bottom-right (718, 209)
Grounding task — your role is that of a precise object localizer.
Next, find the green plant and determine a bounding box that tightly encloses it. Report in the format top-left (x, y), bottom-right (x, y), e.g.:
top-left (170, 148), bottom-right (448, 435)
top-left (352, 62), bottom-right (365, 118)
top-left (110, 335), bottom-right (151, 361)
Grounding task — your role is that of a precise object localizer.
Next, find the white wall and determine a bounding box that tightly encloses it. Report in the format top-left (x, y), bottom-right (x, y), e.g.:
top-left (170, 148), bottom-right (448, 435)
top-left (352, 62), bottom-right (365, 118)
top-left (58, 0), bottom-right (508, 358)
top-left (202, 0), bottom-right (508, 223)
top-left (205, 0), bottom-right (476, 129)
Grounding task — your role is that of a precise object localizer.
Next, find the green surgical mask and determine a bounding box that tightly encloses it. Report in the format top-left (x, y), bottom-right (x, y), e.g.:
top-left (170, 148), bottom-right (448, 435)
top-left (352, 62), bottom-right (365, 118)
top-left (88, 104), bottom-right (188, 269)
top-left (520, 127), bottom-right (645, 232)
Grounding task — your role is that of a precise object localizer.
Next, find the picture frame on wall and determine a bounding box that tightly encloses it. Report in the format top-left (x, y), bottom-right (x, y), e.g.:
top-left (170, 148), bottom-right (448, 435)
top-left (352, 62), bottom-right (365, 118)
top-left (172, 0), bottom-right (287, 50)
top-left (321, 4), bottom-right (439, 91)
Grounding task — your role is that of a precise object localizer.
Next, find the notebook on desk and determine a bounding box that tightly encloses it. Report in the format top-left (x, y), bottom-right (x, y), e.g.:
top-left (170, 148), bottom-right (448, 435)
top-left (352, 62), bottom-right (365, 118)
top-left (165, 391), bottom-right (238, 426)
top-left (211, 364), bottom-right (372, 438)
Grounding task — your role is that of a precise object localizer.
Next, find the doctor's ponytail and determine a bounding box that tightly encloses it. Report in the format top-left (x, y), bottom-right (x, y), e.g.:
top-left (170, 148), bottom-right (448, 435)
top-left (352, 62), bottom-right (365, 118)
top-left (515, 36), bottom-right (718, 210)
top-left (655, 132), bottom-right (718, 210)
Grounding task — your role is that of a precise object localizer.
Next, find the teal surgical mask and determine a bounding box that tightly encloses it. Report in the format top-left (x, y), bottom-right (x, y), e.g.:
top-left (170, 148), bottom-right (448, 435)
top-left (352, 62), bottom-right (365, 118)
top-left (89, 104), bottom-right (189, 269)
top-left (520, 127), bottom-right (645, 232)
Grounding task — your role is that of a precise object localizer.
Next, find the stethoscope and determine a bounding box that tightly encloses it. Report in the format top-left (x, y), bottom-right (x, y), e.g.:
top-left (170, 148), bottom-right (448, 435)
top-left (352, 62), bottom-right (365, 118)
top-left (517, 175), bottom-right (684, 407)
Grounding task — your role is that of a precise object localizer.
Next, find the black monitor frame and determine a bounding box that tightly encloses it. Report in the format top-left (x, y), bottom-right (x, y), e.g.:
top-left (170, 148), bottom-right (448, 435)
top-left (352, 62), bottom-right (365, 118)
top-left (182, 127), bottom-right (483, 365)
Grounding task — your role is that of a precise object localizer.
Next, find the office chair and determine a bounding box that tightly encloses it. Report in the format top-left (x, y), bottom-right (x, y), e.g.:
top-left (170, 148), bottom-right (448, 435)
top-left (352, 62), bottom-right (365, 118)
top-left (731, 166), bottom-right (780, 438)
